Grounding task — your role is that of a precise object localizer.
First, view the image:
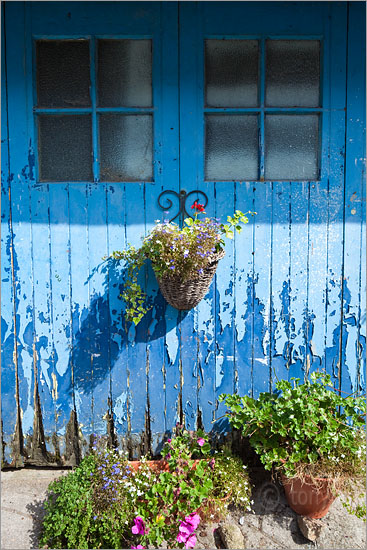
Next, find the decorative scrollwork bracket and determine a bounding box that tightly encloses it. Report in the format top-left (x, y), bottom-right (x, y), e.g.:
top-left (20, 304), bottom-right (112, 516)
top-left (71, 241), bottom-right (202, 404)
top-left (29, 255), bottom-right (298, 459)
top-left (157, 189), bottom-right (209, 224)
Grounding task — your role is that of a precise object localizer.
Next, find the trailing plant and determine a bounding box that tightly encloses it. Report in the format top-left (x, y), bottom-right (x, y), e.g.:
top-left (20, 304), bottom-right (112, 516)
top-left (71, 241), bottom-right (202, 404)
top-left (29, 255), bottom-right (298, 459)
top-left (220, 371), bottom-right (366, 518)
top-left (109, 203), bottom-right (255, 324)
top-left (40, 429), bottom-right (252, 549)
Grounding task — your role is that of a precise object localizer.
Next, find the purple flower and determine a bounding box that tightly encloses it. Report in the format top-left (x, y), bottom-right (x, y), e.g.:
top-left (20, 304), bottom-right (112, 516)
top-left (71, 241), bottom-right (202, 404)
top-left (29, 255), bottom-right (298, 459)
top-left (131, 546), bottom-right (145, 549)
top-left (93, 515), bottom-right (97, 520)
top-left (197, 437), bottom-right (205, 447)
top-left (132, 516), bottom-right (147, 535)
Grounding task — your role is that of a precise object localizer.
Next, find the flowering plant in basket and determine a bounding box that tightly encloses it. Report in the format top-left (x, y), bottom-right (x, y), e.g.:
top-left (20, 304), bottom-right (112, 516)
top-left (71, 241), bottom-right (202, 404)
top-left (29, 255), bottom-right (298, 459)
top-left (109, 202), bottom-right (255, 324)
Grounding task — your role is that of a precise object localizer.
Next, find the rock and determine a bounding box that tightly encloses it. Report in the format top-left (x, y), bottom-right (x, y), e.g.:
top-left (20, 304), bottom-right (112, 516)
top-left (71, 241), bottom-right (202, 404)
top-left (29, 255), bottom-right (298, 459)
top-left (218, 522), bottom-right (246, 549)
top-left (297, 515), bottom-right (323, 542)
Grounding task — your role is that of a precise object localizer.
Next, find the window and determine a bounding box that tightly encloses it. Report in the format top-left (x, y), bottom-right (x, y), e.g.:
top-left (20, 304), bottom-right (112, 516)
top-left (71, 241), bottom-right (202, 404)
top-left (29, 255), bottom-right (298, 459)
top-left (35, 38), bottom-right (153, 183)
top-left (204, 39), bottom-right (321, 181)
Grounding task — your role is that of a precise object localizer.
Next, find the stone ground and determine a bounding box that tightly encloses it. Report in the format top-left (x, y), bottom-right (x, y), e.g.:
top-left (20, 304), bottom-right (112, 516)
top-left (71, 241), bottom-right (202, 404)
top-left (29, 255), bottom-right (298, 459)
top-left (1, 467), bottom-right (365, 549)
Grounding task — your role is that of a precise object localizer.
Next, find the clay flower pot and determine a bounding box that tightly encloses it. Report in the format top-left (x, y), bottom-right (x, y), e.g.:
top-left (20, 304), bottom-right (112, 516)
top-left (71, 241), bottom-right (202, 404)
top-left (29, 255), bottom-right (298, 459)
top-left (281, 474), bottom-right (337, 519)
top-left (128, 459), bottom-right (170, 473)
top-left (128, 458), bottom-right (203, 473)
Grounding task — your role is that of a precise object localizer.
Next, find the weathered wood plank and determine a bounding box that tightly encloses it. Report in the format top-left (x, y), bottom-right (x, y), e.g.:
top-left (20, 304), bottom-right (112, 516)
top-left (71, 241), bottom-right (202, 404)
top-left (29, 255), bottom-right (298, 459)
top-left (288, 182), bottom-right (309, 381)
top-left (234, 182), bottom-right (255, 398)
top-left (69, 184), bottom-right (92, 449)
top-left (270, 182), bottom-right (291, 386)
top-left (341, 2), bottom-right (366, 394)
top-left (1, 5), bottom-right (17, 463)
top-left (252, 183), bottom-right (272, 396)
top-left (48, 184), bottom-right (73, 455)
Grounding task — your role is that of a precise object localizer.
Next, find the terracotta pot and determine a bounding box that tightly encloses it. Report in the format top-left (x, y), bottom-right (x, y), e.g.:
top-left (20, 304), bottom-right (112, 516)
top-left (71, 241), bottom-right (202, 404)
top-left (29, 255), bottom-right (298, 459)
top-left (128, 458), bottom-right (201, 473)
top-left (128, 459), bottom-right (170, 473)
top-left (281, 474), bottom-right (337, 519)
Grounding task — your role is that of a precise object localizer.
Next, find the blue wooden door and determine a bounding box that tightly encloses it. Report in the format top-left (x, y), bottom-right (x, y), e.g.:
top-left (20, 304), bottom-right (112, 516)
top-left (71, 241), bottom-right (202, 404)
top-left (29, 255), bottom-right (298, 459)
top-left (177, 1), bottom-right (359, 429)
top-left (2, 1), bottom-right (365, 466)
top-left (2, 1), bottom-right (181, 464)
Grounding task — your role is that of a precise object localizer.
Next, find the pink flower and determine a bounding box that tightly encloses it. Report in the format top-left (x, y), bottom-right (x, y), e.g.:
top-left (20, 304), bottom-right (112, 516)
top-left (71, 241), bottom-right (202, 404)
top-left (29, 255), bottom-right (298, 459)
top-left (185, 513), bottom-right (200, 530)
top-left (131, 546), bottom-right (145, 549)
top-left (131, 516), bottom-right (147, 535)
top-left (167, 438), bottom-right (172, 443)
top-left (177, 532), bottom-right (188, 544)
top-left (185, 533), bottom-right (197, 549)
top-left (197, 438), bottom-right (205, 447)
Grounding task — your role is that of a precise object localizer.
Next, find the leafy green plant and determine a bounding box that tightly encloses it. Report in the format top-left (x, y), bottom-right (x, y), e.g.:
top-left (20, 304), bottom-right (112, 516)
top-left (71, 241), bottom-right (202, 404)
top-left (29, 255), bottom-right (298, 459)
top-left (108, 203), bottom-right (255, 324)
top-left (220, 372), bottom-right (366, 518)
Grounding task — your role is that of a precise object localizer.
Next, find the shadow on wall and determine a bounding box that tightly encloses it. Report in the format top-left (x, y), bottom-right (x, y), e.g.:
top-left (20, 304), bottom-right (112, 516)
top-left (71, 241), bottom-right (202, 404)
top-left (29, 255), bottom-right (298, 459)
top-left (70, 257), bottom-right (188, 395)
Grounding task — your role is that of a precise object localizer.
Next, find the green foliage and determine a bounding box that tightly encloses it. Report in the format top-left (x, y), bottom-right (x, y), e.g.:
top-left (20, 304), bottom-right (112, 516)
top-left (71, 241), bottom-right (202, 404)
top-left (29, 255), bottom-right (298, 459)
top-left (40, 431), bottom-right (252, 549)
top-left (108, 208), bottom-right (255, 325)
top-left (39, 454), bottom-right (96, 549)
top-left (220, 372), bottom-right (366, 518)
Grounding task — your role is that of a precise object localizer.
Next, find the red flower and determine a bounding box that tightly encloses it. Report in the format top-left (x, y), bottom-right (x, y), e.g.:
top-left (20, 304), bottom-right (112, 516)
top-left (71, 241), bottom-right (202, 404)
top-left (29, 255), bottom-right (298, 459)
top-left (191, 201), bottom-right (205, 212)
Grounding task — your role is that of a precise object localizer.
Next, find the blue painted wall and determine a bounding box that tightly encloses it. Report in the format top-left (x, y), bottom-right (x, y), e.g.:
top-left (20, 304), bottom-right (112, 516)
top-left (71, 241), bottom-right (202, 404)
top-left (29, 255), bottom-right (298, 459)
top-left (1, 1), bottom-right (365, 466)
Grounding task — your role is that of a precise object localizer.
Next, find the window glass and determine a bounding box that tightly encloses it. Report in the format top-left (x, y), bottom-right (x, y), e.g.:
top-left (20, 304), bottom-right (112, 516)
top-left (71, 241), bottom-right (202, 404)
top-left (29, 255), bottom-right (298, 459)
top-left (99, 114), bottom-right (153, 181)
top-left (266, 40), bottom-right (320, 107)
top-left (204, 38), bottom-right (322, 181)
top-left (38, 115), bottom-right (93, 181)
top-left (265, 114), bottom-right (319, 180)
top-left (36, 40), bottom-right (91, 108)
top-left (205, 40), bottom-right (259, 107)
top-left (205, 115), bottom-right (258, 181)
top-left (35, 38), bottom-right (154, 182)
top-left (97, 39), bottom-right (152, 107)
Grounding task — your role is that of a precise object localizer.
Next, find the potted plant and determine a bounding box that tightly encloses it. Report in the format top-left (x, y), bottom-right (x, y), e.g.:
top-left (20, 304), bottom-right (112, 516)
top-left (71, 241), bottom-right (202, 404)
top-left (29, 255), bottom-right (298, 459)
top-left (40, 428), bottom-right (252, 549)
top-left (108, 202), bottom-right (255, 324)
top-left (220, 372), bottom-right (366, 519)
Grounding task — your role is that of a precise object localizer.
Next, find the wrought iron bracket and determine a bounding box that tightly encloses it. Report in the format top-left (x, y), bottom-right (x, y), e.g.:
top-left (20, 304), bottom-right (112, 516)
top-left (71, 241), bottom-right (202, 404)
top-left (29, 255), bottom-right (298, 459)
top-left (157, 189), bottom-right (209, 224)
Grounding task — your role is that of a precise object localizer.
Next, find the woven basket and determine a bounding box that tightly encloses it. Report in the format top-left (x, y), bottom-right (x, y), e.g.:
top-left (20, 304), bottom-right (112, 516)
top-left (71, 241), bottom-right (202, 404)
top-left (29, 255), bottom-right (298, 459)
top-left (156, 249), bottom-right (225, 310)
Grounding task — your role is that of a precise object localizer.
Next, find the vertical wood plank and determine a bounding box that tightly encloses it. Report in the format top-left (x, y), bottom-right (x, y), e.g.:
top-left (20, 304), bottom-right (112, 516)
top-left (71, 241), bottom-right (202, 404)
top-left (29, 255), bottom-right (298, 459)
top-left (107, 183), bottom-right (129, 443)
top-left (69, 184), bottom-right (92, 446)
top-left (252, 183), bottom-right (272, 396)
top-left (178, 1), bottom-right (201, 431)
top-left (288, 182), bottom-right (309, 381)
top-left (30, 185), bottom-right (57, 446)
top-left (49, 184), bottom-right (74, 447)
top-left (214, 183), bottom-right (235, 415)
top-left (341, 1), bottom-right (366, 394)
top-left (145, 2), bottom-right (179, 450)
top-left (125, 182), bottom-right (148, 454)
top-left (5, 1), bottom-right (36, 463)
top-left (270, 182), bottom-right (291, 386)
top-left (1, 4), bottom-right (17, 460)
top-left (234, 182), bottom-right (255, 398)
top-left (197, 183), bottom-right (216, 432)
top-left (87, 183), bottom-right (110, 435)
top-left (323, 3), bottom-right (348, 390)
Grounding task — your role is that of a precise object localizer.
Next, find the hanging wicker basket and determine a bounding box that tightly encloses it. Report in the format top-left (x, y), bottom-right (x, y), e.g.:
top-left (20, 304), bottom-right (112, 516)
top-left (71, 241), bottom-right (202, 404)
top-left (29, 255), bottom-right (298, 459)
top-left (156, 249), bottom-right (225, 310)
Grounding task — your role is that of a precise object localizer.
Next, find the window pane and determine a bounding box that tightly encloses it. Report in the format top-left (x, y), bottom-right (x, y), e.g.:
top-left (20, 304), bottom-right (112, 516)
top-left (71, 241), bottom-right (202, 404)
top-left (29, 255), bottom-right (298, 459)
top-left (265, 115), bottom-right (319, 180)
top-left (38, 116), bottom-right (93, 181)
top-left (265, 40), bottom-right (320, 107)
top-left (36, 40), bottom-right (91, 108)
top-left (97, 40), bottom-right (152, 107)
top-left (205, 115), bottom-right (258, 181)
top-left (205, 40), bottom-right (259, 107)
top-left (99, 115), bottom-right (153, 181)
